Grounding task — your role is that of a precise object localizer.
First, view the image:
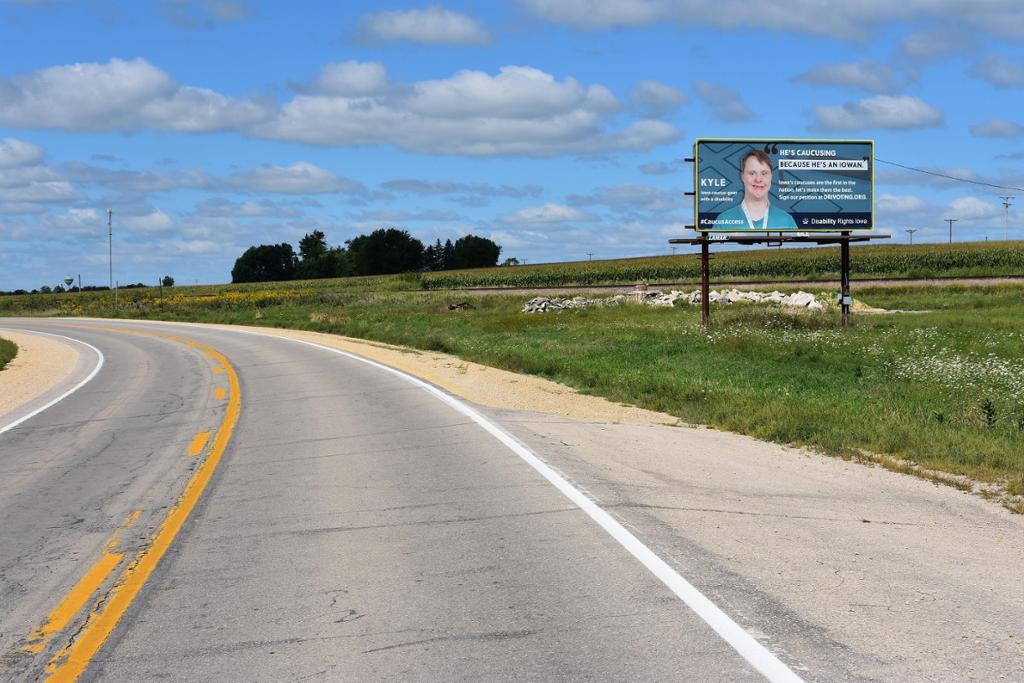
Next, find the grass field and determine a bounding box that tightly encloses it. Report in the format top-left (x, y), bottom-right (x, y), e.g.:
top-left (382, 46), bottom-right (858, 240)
top-left (0, 337), bottom-right (16, 372)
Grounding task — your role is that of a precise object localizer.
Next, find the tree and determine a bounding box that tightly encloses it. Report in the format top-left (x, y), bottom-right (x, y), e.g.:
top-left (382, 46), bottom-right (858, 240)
top-left (346, 228), bottom-right (424, 276)
top-left (501, 257), bottom-right (520, 266)
top-left (298, 230), bottom-right (328, 261)
top-left (295, 230), bottom-right (336, 279)
top-left (424, 239), bottom-right (445, 272)
top-left (452, 234), bottom-right (501, 269)
top-left (324, 247), bottom-right (356, 278)
top-left (162, 276), bottom-right (175, 287)
top-left (441, 239), bottom-right (456, 271)
top-left (231, 243), bottom-right (297, 283)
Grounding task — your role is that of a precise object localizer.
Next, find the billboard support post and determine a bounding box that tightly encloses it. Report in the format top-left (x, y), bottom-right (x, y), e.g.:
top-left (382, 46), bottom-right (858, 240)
top-left (700, 235), bottom-right (710, 326)
top-left (840, 232), bottom-right (851, 327)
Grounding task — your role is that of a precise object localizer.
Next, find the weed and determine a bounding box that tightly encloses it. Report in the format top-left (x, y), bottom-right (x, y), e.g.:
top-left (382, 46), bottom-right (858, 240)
top-left (979, 397), bottom-right (998, 427)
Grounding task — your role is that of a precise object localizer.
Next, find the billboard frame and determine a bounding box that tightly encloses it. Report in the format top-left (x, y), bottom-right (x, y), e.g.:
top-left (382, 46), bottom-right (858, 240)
top-left (693, 137), bottom-right (875, 233)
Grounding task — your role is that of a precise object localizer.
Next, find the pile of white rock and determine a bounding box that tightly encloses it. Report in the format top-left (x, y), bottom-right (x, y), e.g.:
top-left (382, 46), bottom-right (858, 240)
top-left (522, 289), bottom-right (827, 313)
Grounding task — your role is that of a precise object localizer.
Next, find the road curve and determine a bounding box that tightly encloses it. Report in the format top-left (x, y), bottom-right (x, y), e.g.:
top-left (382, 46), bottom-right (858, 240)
top-left (1, 319), bottom-right (1021, 682)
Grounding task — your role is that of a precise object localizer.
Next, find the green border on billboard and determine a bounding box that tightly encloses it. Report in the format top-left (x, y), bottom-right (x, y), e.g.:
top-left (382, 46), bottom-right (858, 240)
top-left (693, 138), bottom-right (875, 232)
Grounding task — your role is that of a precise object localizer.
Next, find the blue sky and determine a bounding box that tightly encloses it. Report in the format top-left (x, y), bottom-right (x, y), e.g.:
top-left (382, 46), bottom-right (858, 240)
top-left (1, 0), bottom-right (1022, 290)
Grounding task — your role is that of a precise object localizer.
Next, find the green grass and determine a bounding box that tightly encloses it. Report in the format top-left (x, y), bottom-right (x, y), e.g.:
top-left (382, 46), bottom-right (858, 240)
top-left (0, 336), bottom-right (16, 372)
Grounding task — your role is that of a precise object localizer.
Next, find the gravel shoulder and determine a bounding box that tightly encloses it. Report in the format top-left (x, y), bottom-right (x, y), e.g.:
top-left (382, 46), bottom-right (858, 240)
top-left (0, 330), bottom-right (79, 420)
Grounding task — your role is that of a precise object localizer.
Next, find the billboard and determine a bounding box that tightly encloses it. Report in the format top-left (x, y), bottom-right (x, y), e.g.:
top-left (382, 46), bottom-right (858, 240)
top-left (695, 139), bottom-right (874, 232)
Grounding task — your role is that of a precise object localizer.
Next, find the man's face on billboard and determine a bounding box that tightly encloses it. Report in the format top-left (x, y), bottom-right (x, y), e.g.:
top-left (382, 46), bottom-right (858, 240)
top-left (741, 156), bottom-right (771, 202)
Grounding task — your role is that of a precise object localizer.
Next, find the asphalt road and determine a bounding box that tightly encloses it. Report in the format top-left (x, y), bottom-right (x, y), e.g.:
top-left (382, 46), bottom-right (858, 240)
top-left (1, 319), bottom-right (1021, 682)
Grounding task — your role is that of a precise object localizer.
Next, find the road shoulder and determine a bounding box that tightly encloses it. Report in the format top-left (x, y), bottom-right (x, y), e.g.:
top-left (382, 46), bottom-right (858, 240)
top-left (0, 329), bottom-right (79, 421)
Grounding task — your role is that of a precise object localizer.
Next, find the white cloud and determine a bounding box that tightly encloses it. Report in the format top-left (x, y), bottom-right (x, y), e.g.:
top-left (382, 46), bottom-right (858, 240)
top-left (382, 179), bottom-right (543, 199)
top-left (194, 197), bottom-right (305, 218)
top-left (812, 95), bottom-right (942, 130)
top-left (630, 80), bottom-right (688, 114)
top-left (568, 184), bottom-right (684, 212)
top-left (969, 54), bottom-right (1024, 88)
top-left (969, 119), bottom-right (1024, 138)
top-left (159, 0), bottom-right (252, 30)
top-left (136, 85), bottom-right (270, 133)
top-left (122, 209), bottom-right (175, 234)
top-left (520, 0), bottom-right (665, 29)
top-left (900, 26), bottom-right (975, 62)
top-left (498, 203), bottom-right (594, 224)
top-left (0, 201), bottom-right (46, 215)
top-left (793, 61), bottom-right (913, 93)
top-left (0, 163), bottom-right (63, 188)
top-left (0, 60), bottom-right (678, 158)
top-left (948, 196), bottom-right (1001, 221)
top-left (254, 65), bottom-right (677, 156)
top-left (0, 176), bottom-right (79, 202)
top-left (638, 161), bottom-right (679, 175)
top-left (356, 6), bottom-right (491, 45)
top-left (300, 61), bottom-right (389, 97)
top-left (877, 193), bottom-right (928, 214)
top-left (221, 162), bottom-right (365, 194)
top-left (0, 58), bottom-right (270, 132)
top-left (156, 238), bottom-right (226, 254)
top-left (0, 138), bottom-right (44, 167)
top-left (410, 66), bottom-right (616, 118)
top-left (693, 81), bottom-right (754, 122)
top-left (521, 0), bottom-right (1024, 40)
top-left (351, 209), bottom-right (463, 223)
top-left (40, 207), bottom-right (101, 235)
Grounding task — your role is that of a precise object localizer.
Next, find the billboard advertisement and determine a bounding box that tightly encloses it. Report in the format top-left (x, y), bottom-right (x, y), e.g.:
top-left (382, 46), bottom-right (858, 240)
top-left (695, 139), bottom-right (874, 232)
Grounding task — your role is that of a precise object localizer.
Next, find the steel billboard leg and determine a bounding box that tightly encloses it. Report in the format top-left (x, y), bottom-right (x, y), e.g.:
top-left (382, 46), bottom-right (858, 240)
top-left (840, 236), bottom-right (851, 327)
top-left (701, 236), bottom-right (710, 327)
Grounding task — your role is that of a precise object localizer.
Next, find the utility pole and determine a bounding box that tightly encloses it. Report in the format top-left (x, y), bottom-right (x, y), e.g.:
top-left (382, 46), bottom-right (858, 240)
top-left (107, 209), bottom-right (113, 291)
top-left (905, 228), bottom-right (918, 245)
top-left (944, 218), bottom-right (957, 244)
top-left (586, 252), bottom-right (593, 261)
top-left (1000, 196), bottom-right (1014, 240)
top-left (671, 246), bottom-right (677, 256)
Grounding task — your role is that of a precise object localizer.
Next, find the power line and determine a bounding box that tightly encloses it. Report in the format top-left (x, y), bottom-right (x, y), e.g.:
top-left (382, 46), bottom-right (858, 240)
top-left (876, 158), bottom-right (1024, 192)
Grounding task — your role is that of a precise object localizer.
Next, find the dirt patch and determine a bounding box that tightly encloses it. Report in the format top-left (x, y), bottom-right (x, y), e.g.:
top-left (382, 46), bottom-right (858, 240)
top-left (0, 330), bottom-right (79, 418)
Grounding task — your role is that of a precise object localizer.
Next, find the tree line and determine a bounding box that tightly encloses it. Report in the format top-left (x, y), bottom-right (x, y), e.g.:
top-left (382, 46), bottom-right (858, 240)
top-left (231, 228), bottom-right (504, 284)
top-left (1, 278), bottom-right (174, 297)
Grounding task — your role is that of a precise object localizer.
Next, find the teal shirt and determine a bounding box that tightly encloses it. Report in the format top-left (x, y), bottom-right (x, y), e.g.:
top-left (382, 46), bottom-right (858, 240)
top-left (713, 203), bottom-right (798, 230)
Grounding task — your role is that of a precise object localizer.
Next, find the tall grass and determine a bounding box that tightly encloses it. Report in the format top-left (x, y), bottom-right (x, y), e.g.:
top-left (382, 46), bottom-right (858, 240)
top-left (0, 336), bottom-right (17, 371)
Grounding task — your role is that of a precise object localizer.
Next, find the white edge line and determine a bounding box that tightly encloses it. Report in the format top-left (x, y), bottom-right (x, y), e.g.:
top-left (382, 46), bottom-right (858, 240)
top-left (229, 328), bottom-right (804, 683)
top-left (0, 330), bottom-right (105, 436)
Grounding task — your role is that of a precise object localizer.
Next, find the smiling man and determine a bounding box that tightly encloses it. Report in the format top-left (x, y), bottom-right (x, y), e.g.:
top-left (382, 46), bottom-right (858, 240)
top-left (715, 149), bottom-right (797, 230)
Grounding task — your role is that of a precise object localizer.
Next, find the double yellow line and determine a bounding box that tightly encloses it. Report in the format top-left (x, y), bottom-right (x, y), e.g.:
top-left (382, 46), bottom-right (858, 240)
top-left (15, 330), bottom-right (240, 682)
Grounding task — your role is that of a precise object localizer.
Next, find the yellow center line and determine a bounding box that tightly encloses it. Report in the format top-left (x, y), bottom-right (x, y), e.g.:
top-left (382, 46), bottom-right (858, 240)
top-left (21, 509), bottom-right (140, 656)
top-left (187, 431), bottom-right (210, 457)
top-left (40, 330), bottom-right (241, 683)
top-left (21, 553), bottom-right (123, 655)
top-left (214, 387), bottom-right (226, 400)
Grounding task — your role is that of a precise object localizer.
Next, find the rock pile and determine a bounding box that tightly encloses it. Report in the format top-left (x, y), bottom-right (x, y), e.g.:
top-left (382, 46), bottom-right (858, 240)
top-left (522, 289), bottom-right (827, 313)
